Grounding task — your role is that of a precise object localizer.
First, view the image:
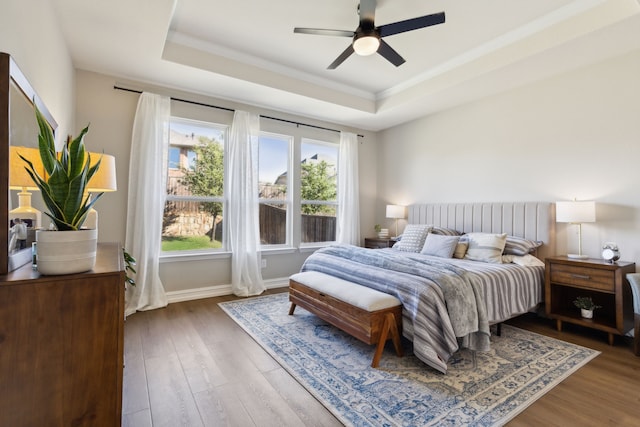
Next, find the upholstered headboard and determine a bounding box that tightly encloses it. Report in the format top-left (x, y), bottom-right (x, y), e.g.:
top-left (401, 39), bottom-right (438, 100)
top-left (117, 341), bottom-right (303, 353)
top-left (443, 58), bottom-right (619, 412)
top-left (408, 202), bottom-right (556, 260)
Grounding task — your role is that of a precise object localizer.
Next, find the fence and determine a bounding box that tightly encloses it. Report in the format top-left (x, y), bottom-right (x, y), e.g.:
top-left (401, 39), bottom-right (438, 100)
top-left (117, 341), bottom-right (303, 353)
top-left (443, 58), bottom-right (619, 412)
top-left (163, 202), bottom-right (336, 244)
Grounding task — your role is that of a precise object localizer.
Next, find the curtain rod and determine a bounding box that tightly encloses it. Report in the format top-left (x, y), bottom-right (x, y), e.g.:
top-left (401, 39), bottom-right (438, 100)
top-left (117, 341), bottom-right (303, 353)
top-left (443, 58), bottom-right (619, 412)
top-left (113, 85), bottom-right (364, 138)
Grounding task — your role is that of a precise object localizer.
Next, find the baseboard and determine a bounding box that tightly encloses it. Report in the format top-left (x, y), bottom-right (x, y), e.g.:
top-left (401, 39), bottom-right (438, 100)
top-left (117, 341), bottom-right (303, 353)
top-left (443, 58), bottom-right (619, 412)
top-left (166, 277), bottom-right (289, 304)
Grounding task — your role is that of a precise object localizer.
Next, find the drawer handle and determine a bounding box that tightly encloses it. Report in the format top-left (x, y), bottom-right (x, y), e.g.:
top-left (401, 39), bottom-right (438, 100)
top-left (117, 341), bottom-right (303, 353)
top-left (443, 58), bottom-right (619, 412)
top-left (570, 273), bottom-right (591, 280)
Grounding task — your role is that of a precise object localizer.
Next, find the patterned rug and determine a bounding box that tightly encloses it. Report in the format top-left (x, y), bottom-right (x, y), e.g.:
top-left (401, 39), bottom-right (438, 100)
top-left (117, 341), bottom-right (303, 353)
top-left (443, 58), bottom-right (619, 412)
top-left (219, 293), bottom-right (599, 427)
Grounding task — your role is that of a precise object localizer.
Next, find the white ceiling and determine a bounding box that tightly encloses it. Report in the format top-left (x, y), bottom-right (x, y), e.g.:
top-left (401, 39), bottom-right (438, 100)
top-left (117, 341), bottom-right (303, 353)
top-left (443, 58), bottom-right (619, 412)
top-left (52, 0), bottom-right (640, 131)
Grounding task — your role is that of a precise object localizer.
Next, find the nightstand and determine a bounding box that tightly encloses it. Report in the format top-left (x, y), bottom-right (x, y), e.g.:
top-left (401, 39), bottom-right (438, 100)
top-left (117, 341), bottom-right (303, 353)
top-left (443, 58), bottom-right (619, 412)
top-left (545, 256), bottom-right (636, 345)
top-left (364, 237), bottom-right (397, 249)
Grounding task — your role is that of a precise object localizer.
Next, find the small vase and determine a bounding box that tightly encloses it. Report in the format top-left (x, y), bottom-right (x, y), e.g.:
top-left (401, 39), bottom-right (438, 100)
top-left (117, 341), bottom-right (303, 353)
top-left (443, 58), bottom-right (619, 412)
top-left (581, 308), bottom-right (594, 319)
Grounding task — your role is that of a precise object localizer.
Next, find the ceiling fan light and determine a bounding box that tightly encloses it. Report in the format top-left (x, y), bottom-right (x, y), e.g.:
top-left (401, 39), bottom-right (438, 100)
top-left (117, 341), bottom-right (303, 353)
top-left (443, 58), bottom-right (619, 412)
top-left (353, 35), bottom-right (380, 56)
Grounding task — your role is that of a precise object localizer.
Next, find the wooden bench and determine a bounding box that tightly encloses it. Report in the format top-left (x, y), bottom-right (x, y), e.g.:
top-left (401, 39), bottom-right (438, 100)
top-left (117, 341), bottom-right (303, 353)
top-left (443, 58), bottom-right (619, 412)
top-left (288, 271), bottom-right (403, 368)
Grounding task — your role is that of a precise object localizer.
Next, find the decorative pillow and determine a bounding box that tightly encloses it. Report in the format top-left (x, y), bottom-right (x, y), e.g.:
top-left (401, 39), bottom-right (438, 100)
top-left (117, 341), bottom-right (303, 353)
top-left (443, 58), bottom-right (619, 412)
top-left (503, 236), bottom-right (543, 256)
top-left (464, 233), bottom-right (508, 263)
top-left (393, 224), bottom-right (432, 252)
top-left (453, 241), bottom-right (468, 259)
top-left (431, 226), bottom-right (462, 236)
top-left (420, 233), bottom-right (460, 258)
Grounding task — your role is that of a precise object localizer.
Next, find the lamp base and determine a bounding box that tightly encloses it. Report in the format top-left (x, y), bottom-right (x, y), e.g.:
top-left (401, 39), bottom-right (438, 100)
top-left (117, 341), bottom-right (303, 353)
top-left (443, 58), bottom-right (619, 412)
top-left (567, 253), bottom-right (589, 259)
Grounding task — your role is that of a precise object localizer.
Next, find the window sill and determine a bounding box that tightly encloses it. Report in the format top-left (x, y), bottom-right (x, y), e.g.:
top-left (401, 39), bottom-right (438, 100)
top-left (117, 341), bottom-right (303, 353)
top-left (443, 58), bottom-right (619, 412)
top-left (299, 242), bottom-right (335, 253)
top-left (159, 243), bottom-right (331, 262)
top-left (261, 246), bottom-right (298, 255)
top-left (159, 250), bottom-right (231, 263)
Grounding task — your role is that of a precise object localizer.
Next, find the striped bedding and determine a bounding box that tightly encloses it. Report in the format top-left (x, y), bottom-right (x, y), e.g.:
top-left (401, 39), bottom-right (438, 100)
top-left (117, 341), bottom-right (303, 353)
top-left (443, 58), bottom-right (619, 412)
top-left (300, 245), bottom-right (544, 373)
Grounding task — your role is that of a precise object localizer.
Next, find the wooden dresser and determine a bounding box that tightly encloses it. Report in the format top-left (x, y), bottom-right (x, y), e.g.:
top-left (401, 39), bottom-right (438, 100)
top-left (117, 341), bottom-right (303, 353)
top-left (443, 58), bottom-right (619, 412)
top-left (0, 243), bottom-right (125, 427)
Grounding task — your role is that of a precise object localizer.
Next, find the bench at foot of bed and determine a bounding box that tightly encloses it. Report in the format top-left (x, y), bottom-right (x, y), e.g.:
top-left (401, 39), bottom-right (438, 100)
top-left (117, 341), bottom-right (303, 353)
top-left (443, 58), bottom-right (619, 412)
top-left (288, 271), bottom-right (403, 368)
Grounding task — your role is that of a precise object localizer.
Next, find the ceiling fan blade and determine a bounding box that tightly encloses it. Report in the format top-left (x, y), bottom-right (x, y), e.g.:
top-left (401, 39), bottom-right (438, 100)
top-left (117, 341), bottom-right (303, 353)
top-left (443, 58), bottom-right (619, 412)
top-left (378, 12), bottom-right (445, 37)
top-left (358, 0), bottom-right (377, 23)
top-left (377, 39), bottom-right (405, 67)
top-left (328, 44), bottom-right (355, 70)
top-left (294, 28), bottom-right (355, 37)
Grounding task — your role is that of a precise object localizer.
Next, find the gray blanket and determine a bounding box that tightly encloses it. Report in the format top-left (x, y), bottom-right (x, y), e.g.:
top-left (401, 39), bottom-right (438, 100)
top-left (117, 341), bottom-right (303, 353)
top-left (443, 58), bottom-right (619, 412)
top-left (301, 245), bottom-right (490, 373)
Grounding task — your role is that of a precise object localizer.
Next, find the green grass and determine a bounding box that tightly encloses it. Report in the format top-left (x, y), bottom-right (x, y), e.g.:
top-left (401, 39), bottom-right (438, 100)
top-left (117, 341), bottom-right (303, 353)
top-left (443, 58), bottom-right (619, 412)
top-left (162, 235), bottom-right (222, 252)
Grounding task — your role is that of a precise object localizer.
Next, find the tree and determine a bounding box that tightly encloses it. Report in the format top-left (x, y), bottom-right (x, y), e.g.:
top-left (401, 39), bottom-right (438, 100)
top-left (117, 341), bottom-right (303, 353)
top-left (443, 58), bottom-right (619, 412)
top-left (180, 137), bottom-right (224, 241)
top-left (300, 160), bottom-right (336, 215)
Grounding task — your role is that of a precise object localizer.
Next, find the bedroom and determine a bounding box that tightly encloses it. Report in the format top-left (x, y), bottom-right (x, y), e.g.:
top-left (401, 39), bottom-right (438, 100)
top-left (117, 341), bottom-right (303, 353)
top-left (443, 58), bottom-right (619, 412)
top-left (1, 0), bottom-right (640, 425)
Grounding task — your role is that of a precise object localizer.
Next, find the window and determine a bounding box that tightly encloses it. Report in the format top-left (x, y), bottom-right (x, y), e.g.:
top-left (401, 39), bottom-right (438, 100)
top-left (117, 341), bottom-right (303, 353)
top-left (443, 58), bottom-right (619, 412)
top-left (162, 118), bottom-right (226, 253)
top-left (168, 147), bottom-right (180, 169)
top-left (258, 133), bottom-right (292, 246)
top-left (300, 139), bottom-right (338, 244)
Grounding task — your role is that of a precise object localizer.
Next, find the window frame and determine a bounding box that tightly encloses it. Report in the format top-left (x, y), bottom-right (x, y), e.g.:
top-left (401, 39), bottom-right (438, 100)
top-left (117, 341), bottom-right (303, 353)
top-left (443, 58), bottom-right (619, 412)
top-left (299, 137), bottom-right (339, 248)
top-left (161, 116), bottom-right (229, 256)
top-left (258, 131), bottom-right (294, 249)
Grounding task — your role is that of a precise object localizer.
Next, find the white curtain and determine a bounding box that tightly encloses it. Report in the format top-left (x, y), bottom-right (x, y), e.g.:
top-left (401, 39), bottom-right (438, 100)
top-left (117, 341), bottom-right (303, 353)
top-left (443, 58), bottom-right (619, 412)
top-left (336, 131), bottom-right (360, 245)
top-left (124, 92), bottom-right (170, 316)
top-left (228, 110), bottom-right (266, 297)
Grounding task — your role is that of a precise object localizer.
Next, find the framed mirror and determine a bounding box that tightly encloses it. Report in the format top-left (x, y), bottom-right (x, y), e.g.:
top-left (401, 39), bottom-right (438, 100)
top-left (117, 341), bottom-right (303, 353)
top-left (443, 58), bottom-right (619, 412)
top-left (1, 52), bottom-right (58, 274)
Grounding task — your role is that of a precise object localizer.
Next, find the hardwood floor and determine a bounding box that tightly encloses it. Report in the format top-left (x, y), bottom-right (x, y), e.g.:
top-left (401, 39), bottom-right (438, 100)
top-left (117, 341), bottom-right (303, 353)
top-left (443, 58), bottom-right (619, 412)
top-left (122, 288), bottom-right (640, 426)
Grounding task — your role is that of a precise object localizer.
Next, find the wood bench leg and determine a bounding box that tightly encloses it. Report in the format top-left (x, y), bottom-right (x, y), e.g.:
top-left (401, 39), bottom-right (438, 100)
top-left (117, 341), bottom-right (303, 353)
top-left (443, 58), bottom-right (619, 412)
top-left (371, 312), bottom-right (403, 368)
top-left (288, 302), bottom-right (296, 315)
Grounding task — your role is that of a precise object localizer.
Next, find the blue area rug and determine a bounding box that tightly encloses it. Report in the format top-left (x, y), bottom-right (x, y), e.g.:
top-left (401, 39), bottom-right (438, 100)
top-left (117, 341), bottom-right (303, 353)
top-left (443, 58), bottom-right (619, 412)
top-left (219, 293), bottom-right (599, 426)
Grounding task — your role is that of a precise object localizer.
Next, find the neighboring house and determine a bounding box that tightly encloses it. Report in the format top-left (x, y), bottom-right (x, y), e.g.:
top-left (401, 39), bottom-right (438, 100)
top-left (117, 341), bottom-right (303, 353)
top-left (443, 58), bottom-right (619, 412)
top-left (167, 129), bottom-right (198, 197)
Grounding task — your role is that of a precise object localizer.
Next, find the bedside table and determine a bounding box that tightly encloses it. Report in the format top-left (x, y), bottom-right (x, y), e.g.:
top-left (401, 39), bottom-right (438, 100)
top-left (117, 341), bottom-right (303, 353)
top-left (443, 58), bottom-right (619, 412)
top-left (364, 237), bottom-right (397, 249)
top-left (545, 256), bottom-right (636, 345)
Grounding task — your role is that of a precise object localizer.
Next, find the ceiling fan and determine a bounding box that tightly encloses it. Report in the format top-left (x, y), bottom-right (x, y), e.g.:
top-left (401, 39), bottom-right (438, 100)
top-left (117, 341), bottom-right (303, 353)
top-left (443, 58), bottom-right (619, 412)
top-left (293, 0), bottom-right (445, 69)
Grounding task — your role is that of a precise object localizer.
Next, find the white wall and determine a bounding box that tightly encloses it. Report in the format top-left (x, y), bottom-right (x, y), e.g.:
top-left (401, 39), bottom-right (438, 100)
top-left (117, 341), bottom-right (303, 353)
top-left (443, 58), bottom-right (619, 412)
top-left (0, 0), bottom-right (75, 141)
top-left (75, 70), bottom-right (378, 295)
top-left (378, 48), bottom-right (640, 267)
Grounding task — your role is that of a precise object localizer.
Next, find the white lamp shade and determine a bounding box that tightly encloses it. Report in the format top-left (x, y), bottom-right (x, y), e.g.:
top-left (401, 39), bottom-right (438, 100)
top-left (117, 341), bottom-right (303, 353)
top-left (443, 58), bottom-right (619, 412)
top-left (386, 205), bottom-right (405, 219)
top-left (556, 201), bottom-right (596, 223)
top-left (10, 146), bottom-right (44, 190)
top-left (87, 153), bottom-right (117, 192)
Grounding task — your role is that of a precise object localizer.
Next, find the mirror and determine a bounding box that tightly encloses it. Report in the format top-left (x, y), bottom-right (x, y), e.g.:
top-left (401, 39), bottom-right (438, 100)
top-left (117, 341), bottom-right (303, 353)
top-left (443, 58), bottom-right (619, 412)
top-left (1, 52), bottom-right (58, 274)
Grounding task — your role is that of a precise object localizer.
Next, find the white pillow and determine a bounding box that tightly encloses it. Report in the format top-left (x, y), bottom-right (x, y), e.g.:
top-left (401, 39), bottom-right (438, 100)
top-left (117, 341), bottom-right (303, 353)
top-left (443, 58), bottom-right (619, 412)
top-left (394, 224), bottom-right (432, 252)
top-left (464, 233), bottom-right (507, 264)
top-left (502, 254), bottom-right (545, 267)
top-left (421, 233), bottom-right (460, 258)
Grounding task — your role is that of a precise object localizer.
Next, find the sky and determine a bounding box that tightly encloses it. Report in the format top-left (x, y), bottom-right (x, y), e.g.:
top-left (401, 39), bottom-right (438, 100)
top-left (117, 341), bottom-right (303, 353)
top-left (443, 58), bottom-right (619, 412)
top-left (170, 120), bottom-right (337, 184)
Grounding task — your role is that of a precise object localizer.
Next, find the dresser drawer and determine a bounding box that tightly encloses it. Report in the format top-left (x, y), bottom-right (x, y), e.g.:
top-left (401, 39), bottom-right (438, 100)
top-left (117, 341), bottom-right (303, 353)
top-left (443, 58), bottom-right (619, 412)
top-left (550, 263), bottom-right (615, 291)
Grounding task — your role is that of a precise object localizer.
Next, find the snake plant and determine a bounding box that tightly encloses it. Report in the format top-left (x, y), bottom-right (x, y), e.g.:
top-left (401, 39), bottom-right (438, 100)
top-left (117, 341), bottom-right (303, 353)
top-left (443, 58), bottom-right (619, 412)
top-left (19, 104), bottom-right (103, 231)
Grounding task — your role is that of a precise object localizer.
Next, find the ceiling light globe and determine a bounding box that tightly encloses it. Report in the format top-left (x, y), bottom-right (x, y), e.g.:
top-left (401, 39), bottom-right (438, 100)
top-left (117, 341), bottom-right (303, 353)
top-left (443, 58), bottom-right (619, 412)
top-left (353, 36), bottom-right (380, 56)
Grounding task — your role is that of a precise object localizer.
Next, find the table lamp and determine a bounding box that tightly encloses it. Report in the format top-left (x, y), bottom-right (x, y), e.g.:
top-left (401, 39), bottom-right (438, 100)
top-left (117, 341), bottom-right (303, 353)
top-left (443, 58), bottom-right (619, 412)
top-left (386, 205), bottom-right (405, 238)
top-left (83, 153), bottom-right (117, 229)
top-left (9, 146), bottom-right (45, 228)
top-left (556, 200), bottom-right (596, 259)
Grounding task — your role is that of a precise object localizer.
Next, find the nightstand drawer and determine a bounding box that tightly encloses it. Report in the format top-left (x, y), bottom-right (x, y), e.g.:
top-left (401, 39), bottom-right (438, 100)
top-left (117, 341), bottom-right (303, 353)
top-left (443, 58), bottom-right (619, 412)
top-left (550, 264), bottom-right (614, 291)
top-left (364, 238), bottom-right (396, 249)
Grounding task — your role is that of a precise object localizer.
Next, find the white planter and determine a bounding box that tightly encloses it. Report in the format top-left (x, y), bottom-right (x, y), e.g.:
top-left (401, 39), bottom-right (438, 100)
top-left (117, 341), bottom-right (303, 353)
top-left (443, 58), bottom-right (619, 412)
top-left (581, 308), bottom-right (594, 319)
top-left (378, 228), bottom-right (389, 238)
top-left (35, 229), bottom-right (98, 275)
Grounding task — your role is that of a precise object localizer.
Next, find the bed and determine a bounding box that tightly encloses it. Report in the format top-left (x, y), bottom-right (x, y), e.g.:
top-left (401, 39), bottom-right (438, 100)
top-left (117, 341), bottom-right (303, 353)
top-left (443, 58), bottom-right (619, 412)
top-left (300, 202), bottom-right (556, 373)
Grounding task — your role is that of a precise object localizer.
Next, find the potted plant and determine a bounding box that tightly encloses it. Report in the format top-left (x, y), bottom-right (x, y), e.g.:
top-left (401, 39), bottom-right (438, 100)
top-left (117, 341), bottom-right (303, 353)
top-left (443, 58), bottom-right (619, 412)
top-left (374, 224), bottom-right (389, 239)
top-left (19, 105), bottom-right (104, 275)
top-left (573, 296), bottom-right (602, 319)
